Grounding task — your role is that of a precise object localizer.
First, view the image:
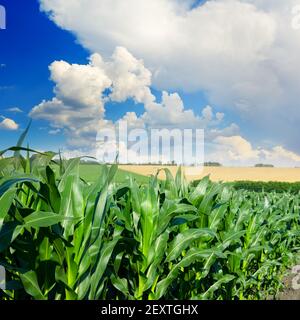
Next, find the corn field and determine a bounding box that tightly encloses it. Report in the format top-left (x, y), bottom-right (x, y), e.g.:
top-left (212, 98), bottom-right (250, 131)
top-left (0, 145), bottom-right (300, 300)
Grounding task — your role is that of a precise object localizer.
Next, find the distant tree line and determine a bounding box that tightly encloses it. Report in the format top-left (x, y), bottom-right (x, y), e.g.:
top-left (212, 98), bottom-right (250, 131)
top-left (233, 181), bottom-right (300, 193)
top-left (204, 162), bottom-right (222, 167)
top-left (254, 163), bottom-right (274, 168)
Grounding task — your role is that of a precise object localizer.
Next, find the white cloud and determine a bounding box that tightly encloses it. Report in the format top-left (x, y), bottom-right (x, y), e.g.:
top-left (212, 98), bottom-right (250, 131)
top-left (216, 112), bottom-right (225, 121)
top-left (29, 45), bottom-right (300, 166)
top-left (6, 107), bottom-right (23, 113)
top-left (38, 0), bottom-right (277, 92)
top-left (209, 134), bottom-right (300, 167)
top-left (212, 135), bottom-right (260, 162)
top-left (48, 128), bottom-right (61, 135)
top-left (142, 91), bottom-right (200, 128)
top-left (93, 47), bottom-right (155, 105)
top-left (39, 0), bottom-right (300, 152)
top-left (0, 117), bottom-right (19, 130)
top-left (49, 57), bottom-right (112, 116)
top-left (261, 146), bottom-right (300, 164)
top-left (30, 47), bottom-right (154, 134)
top-left (120, 112), bottom-right (145, 129)
top-left (30, 55), bottom-right (112, 146)
top-left (30, 47), bottom-right (232, 147)
top-left (207, 123), bottom-right (240, 140)
top-left (202, 106), bottom-right (213, 122)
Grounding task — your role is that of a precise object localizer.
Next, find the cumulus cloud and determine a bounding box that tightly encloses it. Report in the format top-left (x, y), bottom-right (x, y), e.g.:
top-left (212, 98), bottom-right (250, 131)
top-left (38, 0), bottom-right (277, 94)
top-left (208, 135), bottom-right (300, 167)
top-left (0, 117), bottom-right (19, 130)
top-left (93, 47), bottom-right (155, 105)
top-left (261, 146), bottom-right (300, 164)
top-left (50, 58), bottom-right (111, 112)
top-left (120, 112), bottom-right (145, 129)
top-left (30, 55), bottom-right (112, 151)
top-left (212, 135), bottom-right (260, 162)
top-left (30, 47), bottom-right (155, 133)
top-left (142, 91), bottom-right (199, 127)
top-left (39, 0), bottom-right (300, 152)
top-left (29, 46), bottom-right (300, 166)
top-left (207, 123), bottom-right (240, 140)
top-left (30, 47), bottom-right (233, 148)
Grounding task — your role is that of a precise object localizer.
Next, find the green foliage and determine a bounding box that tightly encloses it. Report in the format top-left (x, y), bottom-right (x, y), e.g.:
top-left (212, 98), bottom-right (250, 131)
top-left (233, 180), bottom-right (300, 194)
top-left (0, 129), bottom-right (299, 300)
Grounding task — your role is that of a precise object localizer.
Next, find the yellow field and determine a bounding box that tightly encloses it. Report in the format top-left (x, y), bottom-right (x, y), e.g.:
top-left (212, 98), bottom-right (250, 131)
top-left (119, 165), bottom-right (300, 182)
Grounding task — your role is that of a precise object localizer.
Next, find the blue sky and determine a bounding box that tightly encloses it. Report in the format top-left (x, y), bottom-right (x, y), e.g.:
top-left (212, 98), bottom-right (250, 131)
top-left (1, 0), bottom-right (300, 166)
top-left (0, 0), bottom-right (217, 150)
top-left (0, 0), bottom-right (88, 149)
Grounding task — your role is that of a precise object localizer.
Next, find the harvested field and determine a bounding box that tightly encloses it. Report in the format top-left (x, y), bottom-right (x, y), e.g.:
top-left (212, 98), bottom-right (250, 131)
top-left (119, 165), bottom-right (300, 182)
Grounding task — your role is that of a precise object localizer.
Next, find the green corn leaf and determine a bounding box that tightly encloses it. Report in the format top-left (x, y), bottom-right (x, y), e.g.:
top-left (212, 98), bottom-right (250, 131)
top-left (208, 203), bottom-right (227, 232)
top-left (0, 222), bottom-right (23, 252)
top-left (188, 175), bottom-right (210, 205)
top-left (0, 177), bottom-right (39, 197)
top-left (155, 247), bottom-right (224, 299)
top-left (19, 270), bottom-right (46, 300)
top-left (24, 211), bottom-right (66, 228)
top-left (89, 236), bottom-right (121, 299)
top-left (111, 274), bottom-right (129, 295)
top-left (166, 228), bottom-right (216, 262)
top-left (13, 121), bottom-right (32, 159)
top-left (0, 188), bottom-right (16, 229)
top-left (76, 274), bottom-right (91, 300)
top-left (197, 275), bottom-right (235, 300)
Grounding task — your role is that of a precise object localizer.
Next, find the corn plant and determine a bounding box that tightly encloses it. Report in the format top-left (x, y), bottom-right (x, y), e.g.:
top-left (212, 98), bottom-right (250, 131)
top-left (0, 130), bottom-right (300, 300)
top-left (0, 146), bottom-right (123, 300)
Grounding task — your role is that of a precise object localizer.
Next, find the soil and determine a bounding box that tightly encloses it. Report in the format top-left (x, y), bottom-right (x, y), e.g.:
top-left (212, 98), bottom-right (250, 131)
top-left (276, 265), bottom-right (300, 300)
